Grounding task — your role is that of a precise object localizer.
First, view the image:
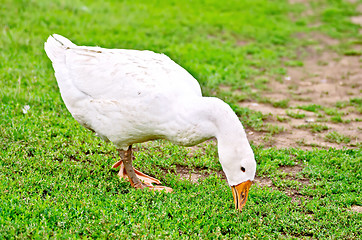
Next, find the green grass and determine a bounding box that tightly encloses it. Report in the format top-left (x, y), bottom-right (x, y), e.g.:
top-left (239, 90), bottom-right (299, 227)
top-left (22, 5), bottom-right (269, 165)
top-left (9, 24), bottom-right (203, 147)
top-left (324, 107), bottom-right (344, 116)
top-left (1, 0), bottom-right (361, 238)
top-left (297, 104), bottom-right (323, 113)
top-left (284, 60), bottom-right (304, 67)
top-left (297, 123), bottom-right (329, 133)
top-left (265, 124), bottom-right (285, 135)
top-left (324, 131), bottom-right (352, 144)
top-left (286, 110), bottom-right (306, 119)
top-left (344, 49), bottom-right (362, 56)
top-left (336, 98), bottom-right (362, 113)
top-left (272, 99), bottom-right (290, 109)
top-left (276, 115), bottom-right (290, 122)
top-left (330, 115), bottom-right (348, 123)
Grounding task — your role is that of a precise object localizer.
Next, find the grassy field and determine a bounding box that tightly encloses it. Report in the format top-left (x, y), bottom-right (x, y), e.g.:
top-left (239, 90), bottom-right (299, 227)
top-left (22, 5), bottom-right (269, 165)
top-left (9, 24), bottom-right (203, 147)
top-left (1, 0), bottom-right (361, 239)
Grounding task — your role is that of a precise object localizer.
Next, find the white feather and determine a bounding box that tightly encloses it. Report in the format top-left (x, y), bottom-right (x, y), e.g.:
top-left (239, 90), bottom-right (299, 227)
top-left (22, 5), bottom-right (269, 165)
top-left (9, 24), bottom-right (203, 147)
top-left (44, 34), bottom-right (256, 186)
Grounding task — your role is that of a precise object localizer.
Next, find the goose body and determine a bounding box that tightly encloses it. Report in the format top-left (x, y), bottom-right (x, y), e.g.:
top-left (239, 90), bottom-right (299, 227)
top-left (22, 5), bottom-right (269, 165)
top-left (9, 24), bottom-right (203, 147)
top-left (44, 34), bottom-right (256, 211)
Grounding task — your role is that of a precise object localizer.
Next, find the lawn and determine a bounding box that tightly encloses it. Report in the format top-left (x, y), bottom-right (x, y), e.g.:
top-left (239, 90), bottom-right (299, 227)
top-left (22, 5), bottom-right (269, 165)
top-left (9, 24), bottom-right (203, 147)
top-left (1, 0), bottom-right (361, 239)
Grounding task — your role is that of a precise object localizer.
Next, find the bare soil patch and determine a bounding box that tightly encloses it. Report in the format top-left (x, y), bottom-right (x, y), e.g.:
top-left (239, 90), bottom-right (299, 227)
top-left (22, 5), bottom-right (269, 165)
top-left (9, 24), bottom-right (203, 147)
top-left (176, 168), bottom-right (206, 183)
top-left (351, 205), bottom-right (362, 213)
top-left (172, 164), bottom-right (225, 183)
top-left (288, 0), bottom-right (310, 4)
top-left (280, 165), bottom-right (303, 174)
top-left (280, 165), bottom-right (310, 186)
top-left (175, 165), bottom-right (209, 183)
top-left (254, 176), bottom-right (274, 188)
top-left (240, 34), bottom-right (361, 149)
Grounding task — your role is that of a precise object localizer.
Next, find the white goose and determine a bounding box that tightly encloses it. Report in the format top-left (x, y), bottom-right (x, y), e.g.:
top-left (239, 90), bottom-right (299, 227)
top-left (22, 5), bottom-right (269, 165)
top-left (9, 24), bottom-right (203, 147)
top-left (44, 34), bottom-right (256, 211)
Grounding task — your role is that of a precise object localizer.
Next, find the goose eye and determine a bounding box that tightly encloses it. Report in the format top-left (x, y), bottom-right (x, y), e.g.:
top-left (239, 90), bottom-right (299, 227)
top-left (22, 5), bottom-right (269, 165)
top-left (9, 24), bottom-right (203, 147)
top-left (241, 167), bottom-right (246, 172)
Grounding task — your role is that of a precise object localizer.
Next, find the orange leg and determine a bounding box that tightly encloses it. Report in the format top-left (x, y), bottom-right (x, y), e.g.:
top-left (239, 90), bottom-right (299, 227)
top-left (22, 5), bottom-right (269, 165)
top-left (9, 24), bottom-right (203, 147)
top-left (112, 146), bottom-right (173, 193)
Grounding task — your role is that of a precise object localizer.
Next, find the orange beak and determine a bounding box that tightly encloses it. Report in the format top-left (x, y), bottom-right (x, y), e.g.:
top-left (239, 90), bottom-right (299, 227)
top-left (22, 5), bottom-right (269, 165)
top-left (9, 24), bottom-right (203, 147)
top-left (231, 180), bottom-right (252, 211)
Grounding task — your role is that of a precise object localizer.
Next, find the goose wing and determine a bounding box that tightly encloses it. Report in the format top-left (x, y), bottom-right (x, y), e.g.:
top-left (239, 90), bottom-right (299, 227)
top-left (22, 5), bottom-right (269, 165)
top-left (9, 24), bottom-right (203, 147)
top-left (50, 39), bottom-right (202, 100)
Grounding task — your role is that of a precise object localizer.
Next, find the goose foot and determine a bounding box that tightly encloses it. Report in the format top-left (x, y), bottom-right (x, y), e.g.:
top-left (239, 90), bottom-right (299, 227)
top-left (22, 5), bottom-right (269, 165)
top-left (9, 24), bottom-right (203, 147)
top-left (132, 181), bottom-right (173, 192)
top-left (112, 160), bottom-right (161, 186)
top-left (148, 185), bottom-right (173, 192)
top-left (112, 146), bottom-right (173, 193)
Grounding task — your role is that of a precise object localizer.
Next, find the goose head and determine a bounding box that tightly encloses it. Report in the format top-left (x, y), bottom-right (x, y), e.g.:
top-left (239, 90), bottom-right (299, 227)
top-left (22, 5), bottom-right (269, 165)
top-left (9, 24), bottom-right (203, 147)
top-left (188, 97), bottom-right (257, 211)
top-left (218, 142), bottom-right (256, 211)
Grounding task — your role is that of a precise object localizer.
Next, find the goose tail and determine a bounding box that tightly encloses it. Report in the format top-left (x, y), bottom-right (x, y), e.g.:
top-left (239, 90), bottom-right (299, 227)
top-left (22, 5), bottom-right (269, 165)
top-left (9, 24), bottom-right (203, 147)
top-left (44, 34), bottom-right (83, 110)
top-left (44, 34), bottom-right (76, 63)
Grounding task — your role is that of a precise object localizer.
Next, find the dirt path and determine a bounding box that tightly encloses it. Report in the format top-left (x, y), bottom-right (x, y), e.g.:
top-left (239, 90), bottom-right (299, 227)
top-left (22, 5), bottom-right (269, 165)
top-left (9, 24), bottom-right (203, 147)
top-left (233, 0), bottom-right (361, 150)
top-left (240, 34), bottom-right (361, 149)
